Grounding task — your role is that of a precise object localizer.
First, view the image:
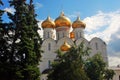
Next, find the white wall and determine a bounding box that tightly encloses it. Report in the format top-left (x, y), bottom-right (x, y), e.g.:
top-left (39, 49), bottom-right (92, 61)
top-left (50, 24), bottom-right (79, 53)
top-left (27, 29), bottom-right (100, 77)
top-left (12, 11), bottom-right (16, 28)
top-left (40, 38), bottom-right (57, 73)
top-left (90, 37), bottom-right (108, 63)
top-left (40, 36), bottom-right (108, 80)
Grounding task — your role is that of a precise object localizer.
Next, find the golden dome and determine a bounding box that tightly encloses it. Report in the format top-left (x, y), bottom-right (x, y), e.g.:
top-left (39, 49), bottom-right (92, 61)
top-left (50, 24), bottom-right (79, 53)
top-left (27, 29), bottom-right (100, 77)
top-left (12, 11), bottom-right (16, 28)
top-left (55, 11), bottom-right (71, 28)
top-left (41, 16), bottom-right (55, 28)
top-left (70, 31), bottom-right (75, 39)
top-left (72, 16), bottom-right (86, 29)
top-left (60, 41), bottom-right (71, 51)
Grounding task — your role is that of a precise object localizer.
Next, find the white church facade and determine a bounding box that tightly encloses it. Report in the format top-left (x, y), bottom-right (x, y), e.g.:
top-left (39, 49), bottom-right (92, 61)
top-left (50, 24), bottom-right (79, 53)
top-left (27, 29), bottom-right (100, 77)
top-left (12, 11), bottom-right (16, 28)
top-left (40, 12), bottom-right (108, 80)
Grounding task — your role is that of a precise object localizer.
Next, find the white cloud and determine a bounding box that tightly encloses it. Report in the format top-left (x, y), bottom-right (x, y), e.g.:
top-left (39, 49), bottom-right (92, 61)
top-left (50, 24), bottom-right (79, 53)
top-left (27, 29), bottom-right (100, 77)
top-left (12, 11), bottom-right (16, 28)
top-left (37, 10), bottom-right (120, 67)
top-left (83, 10), bottom-right (120, 67)
top-left (84, 11), bottom-right (109, 33)
top-left (4, 7), bottom-right (15, 14)
top-left (116, 34), bottom-right (120, 39)
top-left (37, 20), bottom-right (43, 38)
top-left (108, 56), bottom-right (120, 67)
top-left (67, 11), bottom-right (81, 19)
top-left (84, 10), bottom-right (120, 43)
top-left (35, 2), bottom-right (43, 9)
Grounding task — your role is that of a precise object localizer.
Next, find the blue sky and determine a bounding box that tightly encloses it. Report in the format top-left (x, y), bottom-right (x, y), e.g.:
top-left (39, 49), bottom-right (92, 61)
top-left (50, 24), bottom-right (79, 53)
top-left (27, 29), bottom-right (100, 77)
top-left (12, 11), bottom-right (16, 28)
top-left (34, 0), bottom-right (120, 20)
top-left (1, 0), bottom-right (120, 20)
top-left (1, 0), bottom-right (120, 66)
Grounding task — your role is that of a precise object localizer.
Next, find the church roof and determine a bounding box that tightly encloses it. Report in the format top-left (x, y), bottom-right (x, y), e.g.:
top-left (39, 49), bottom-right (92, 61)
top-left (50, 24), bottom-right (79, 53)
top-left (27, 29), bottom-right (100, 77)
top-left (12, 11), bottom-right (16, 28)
top-left (41, 16), bottom-right (55, 28)
top-left (55, 11), bottom-right (71, 28)
top-left (72, 16), bottom-right (86, 29)
top-left (60, 41), bottom-right (71, 51)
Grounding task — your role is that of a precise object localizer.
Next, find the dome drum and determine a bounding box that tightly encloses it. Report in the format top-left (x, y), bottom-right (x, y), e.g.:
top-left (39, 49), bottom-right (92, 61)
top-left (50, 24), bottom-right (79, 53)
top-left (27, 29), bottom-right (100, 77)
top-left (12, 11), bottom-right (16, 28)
top-left (55, 21), bottom-right (71, 27)
top-left (56, 27), bottom-right (70, 32)
top-left (72, 22), bottom-right (86, 28)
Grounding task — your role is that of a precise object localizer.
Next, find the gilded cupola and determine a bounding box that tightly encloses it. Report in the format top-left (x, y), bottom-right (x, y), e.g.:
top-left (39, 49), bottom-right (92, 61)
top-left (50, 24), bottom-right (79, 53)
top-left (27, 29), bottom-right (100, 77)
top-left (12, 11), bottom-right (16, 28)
top-left (60, 41), bottom-right (71, 51)
top-left (41, 16), bottom-right (55, 28)
top-left (72, 16), bottom-right (86, 29)
top-left (70, 31), bottom-right (75, 39)
top-left (55, 11), bottom-right (71, 28)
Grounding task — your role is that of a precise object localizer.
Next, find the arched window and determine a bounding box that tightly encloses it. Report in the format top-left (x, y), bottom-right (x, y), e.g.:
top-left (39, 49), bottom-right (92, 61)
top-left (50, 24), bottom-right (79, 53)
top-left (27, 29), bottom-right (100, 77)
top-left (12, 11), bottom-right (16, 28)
top-left (48, 60), bottom-right (51, 68)
top-left (47, 32), bottom-right (50, 38)
top-left (48, 43), bottom-right (51, 51)
top-left (57, 33), bottom-right (59, 40)
top-left (76, 32), bottom-right (78, 39)
top-left (95, 42), bottom-right (98, 50)
top-left (63, 32), bottom-right (64, 37)
top-left (80, 32), bottom-right (81, 38)
top-left (119, 75), bottom-right (120, 80)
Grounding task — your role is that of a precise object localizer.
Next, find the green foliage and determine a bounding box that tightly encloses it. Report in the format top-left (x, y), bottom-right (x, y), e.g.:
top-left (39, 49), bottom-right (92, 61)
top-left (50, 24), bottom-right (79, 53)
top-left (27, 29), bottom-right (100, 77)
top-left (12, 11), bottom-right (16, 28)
top-left (0, 1), bottom-right (13, 80)
top-left (48, 43), bottom-right (90, 80)
top-left (104, 69), bottom-right (115, 80)
top-left (48, 44), bottom-right (113, 80)
top-left (0, 10), bottom-right (4, 23)
top-left (85, 54), bottom-right (107, 80)
top-left (0, 0), bottom-right (42, 80)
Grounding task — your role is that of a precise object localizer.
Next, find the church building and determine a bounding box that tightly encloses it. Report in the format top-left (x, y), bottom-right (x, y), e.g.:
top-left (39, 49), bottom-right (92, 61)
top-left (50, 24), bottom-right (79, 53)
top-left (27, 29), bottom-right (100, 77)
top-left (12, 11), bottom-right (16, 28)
top-left (40, 11), bottom-right (108, 80)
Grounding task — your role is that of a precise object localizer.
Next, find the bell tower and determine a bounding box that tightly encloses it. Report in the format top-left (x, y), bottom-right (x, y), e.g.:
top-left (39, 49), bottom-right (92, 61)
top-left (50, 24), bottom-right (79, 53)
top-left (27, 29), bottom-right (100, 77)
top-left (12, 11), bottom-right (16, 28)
top-left (55, 11), bottom-right (71, 40)
top-left (72, 16), bottom-right (86, 40)
top-left (41, 16), bottom-right (55, 39)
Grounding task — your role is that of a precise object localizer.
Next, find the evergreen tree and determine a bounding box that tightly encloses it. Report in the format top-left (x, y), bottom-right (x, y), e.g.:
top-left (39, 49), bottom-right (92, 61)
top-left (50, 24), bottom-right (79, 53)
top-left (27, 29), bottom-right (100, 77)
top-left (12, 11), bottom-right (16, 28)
top-left (0, 0), bottom-right (43, 80)
top-left (0, 0), bottom-right (5, 79)
top-left (48, 43), bottom-right (90, 80)
top-left (0, 1), bottom-right (15, 79)
top-left (0, 1), bottom-right (9, 79)
top-left (0, 0), bottom-right (4, 32)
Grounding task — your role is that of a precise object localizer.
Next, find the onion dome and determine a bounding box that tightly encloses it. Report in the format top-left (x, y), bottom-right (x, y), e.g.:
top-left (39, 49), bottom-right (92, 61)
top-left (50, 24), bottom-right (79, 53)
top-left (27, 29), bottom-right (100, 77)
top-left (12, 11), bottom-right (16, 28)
top-left (60, 41), bottom-right (71, 51)
top-left (41, 16), bottom-right (55, 28)
top-left (55, 11), bottom-right (71, 28)
top-left (72, 16), bottom-right (86, 29)
top-left (70, 31), bottom-right (75, 39)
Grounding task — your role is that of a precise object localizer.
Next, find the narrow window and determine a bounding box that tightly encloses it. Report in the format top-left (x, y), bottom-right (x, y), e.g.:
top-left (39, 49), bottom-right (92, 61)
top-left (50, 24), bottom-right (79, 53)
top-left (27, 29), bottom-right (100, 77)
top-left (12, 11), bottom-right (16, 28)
top-left (76, 32), bottom-right (78, 39)
top-left (80, 32), bottom-right (81, 38)
top-left (48, 60), bottom-right (51, 68)
top-left (43, 33), bottom-right (45, 39)
top-left (63, 32), bottom-right (64, 37)
top-left (58, 33), bottom-right (59, 40)
top-left (47, 32), bottom-right (49, 38)
top-left (119, 75), bottom-right (120, 80)
top-left (48, 43), bottom-right (51, 51)
top-left (95, 42), bottom-right (98, 50)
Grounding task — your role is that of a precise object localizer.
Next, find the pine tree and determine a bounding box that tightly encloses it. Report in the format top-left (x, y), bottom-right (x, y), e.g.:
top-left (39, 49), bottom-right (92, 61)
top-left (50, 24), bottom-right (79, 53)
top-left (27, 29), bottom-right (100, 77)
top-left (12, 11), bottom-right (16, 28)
top-left (0, 0), bottom-right (4, 30)
top-left (0, 1), bottom-right (15, 80)
top-left (3, 0), bottom-right (43, 80)
top-left (0, 0), bottom-right (5, 79)
top-left (0, 1), bottom-right (9, 79)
